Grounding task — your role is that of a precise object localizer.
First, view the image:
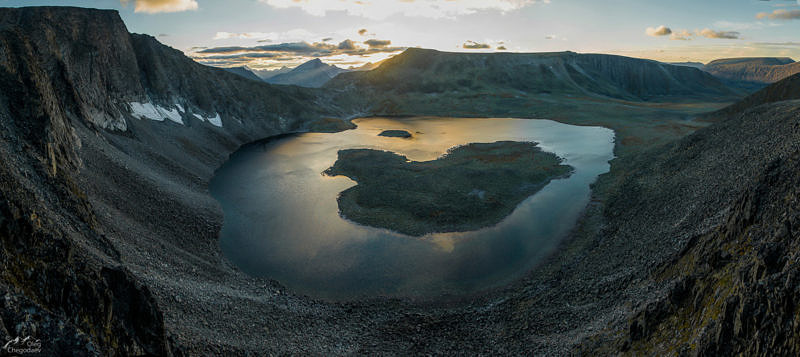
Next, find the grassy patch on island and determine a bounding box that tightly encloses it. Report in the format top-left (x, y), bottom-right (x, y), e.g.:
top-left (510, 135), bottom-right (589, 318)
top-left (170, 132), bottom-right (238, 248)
top-left (324, 141), bottom-right (572, 236)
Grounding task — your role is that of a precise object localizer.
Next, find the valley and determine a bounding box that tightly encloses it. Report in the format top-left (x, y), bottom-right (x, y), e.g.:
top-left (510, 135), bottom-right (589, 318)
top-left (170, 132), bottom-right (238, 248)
top-left (1, 5), bottom-right (799, 356)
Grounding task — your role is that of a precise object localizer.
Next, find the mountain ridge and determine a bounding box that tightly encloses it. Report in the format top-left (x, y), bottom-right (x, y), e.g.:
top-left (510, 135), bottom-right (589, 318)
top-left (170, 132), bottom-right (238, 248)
top-left (703, 57), bottom-right (800, 90)
top-left (222, 66), bottom-right (263, 81)
top-left (325, 48), bottom-right (740, 101)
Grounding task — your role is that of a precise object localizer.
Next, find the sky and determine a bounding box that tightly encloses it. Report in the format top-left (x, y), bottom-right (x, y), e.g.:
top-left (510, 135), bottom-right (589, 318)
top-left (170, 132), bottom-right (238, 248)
top-left (3, 0), bottom-right (800, 70)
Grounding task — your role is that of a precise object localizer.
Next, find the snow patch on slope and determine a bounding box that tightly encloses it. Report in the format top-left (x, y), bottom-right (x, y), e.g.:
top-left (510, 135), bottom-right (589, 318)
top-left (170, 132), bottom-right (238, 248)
top-left (161, 106), bottom-right (183, 124)
top-left (191, 112), bottom-right (224, 128)
top-left (207, 113), bottom-right (223, 127)
top-left (129, 102), bottom-right (184, 125)
top-left (129, 102), bottom-right (161, 121)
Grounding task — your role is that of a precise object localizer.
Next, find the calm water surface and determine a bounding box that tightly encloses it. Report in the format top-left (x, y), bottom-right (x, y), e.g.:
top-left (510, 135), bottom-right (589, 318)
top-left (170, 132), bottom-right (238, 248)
top-left (210, 117), bottom-right (614, 299)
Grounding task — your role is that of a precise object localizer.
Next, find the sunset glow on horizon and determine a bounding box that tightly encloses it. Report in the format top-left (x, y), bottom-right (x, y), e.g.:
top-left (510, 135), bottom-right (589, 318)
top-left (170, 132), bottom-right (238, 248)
top-left (7, 0), bottom-right (800, 70)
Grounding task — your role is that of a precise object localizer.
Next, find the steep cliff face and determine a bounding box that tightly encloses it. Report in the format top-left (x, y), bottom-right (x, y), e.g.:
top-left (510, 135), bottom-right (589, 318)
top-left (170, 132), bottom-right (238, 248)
top-left (0, 8), bottom-right (170, 354)
top-left (0, 6), bottom-right (143, 131)
top-left (0, 6), bottom-right (341, 356)
top-left (328, 48), bottom-right (740, 102)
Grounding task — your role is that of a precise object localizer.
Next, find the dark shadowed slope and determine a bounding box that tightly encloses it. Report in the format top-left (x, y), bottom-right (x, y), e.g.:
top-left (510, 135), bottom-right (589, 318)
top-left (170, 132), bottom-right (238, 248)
top-left (709, 73), bottom-right (800, 119)
top-left (223, 66), bottom-right (263, 82)
top-left (667, 61), bottom-right (705, 69)
top-left (0, 6), bottom-right (347, 355)
top-left (328, 48), bottom-right (740, 102)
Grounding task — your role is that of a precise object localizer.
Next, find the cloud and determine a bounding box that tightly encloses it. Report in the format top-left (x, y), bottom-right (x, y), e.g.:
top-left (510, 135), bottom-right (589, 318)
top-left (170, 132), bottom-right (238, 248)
top-left (211, 28), bottom-right (319, 44)
top-left (364, 39), bottom-right (391, 48)
top-left (338, 39), bottom-right (357, 50)
top-left (462, 40), bottom-right (491, 49)
top-left (497, 46), bottom-right (507, 50)
top-left (647, 27), bottom-right (740, 41)
top-left (198, 42), bottom-right (332, 55)
top-left (645, 25), bottom-right (672, 37)
top-left (260, 0), bottom-right (548, 20)
top-left (322, 37), bottom-right (333, 42)
top-left (545, 35), bottom-right (557, 40)
top-left (214, 32), bottom-right (273, 40)
top-left (670, 30), bottom-right (692, 41)
top-left (697, 28), bottom-right (740, 39)
top-left (193, 40), bottom-right (406, 65)
top-left (756, 9), bottom-right (800, 20)
top-left (358, 28), bottom-right (368, 36)
top-left (119, 0), bottom-right (198, 13)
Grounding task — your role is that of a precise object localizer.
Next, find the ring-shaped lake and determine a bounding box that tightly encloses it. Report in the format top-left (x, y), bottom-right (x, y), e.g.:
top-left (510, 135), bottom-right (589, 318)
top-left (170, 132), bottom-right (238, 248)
top-left (210, 117), bottom-right (615, 300)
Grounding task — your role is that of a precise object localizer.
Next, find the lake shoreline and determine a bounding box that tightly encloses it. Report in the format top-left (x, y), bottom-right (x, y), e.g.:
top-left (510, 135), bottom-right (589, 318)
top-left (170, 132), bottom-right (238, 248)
top-left (211, 117), bottom-right (614, 299)
top-left (325, 142), bottom-right (572, 236)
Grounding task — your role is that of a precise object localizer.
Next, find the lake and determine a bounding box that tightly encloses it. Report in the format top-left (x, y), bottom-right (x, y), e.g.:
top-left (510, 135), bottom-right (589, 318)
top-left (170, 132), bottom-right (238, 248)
top-left (210, 117), bottom-right (615, 299)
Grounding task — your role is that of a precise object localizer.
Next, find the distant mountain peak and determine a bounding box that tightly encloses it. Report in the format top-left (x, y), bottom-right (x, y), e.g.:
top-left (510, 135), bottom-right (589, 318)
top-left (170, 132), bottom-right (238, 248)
top-left (296, 58), bottom-right (329, 70)
top-left (265, 58), bottom-right (349, 88)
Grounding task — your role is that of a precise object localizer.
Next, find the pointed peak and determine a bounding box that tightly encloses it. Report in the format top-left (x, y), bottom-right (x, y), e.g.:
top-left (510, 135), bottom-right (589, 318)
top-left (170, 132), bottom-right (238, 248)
top-left (295, 58), bottom-right (328, 70)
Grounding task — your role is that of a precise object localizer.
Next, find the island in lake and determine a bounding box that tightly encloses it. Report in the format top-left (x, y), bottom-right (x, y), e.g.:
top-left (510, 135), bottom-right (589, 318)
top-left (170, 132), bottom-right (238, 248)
top-left (324, 141), bottom-right (573, 236)
top-left (378, 129), bottom-right (413, 138)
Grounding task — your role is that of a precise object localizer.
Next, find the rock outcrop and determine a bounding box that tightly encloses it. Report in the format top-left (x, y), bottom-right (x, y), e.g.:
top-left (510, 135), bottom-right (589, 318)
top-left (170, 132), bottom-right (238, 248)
top-left (578, 82), bottom-right (800, 354)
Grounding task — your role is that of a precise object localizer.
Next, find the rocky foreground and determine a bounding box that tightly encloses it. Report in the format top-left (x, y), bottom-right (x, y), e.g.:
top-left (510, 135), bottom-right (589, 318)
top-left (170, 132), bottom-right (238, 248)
top-left (1, 6), bottom-right (800, 356)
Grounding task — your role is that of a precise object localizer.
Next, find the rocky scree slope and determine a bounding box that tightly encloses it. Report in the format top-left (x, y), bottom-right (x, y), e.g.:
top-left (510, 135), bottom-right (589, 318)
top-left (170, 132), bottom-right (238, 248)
top-left (0, 6), bottom-right (346, 355)
top-left (570, 77), bottom-right (800, 354)
top-left (710, 73), bottom-right (800, 119)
